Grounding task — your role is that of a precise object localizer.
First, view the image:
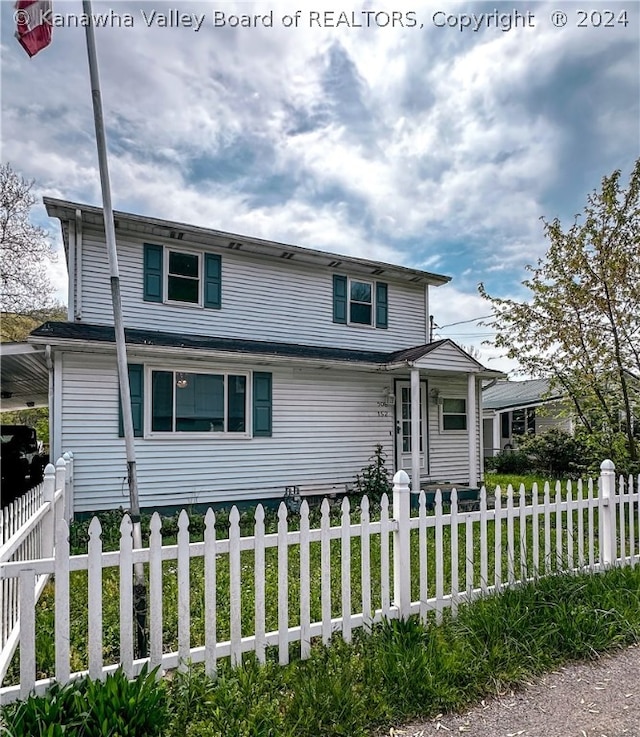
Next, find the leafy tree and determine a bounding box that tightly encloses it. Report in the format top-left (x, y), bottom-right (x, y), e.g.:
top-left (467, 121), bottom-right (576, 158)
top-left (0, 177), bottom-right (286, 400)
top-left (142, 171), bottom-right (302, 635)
top-left (0, 162), bottom-right (56, 315)
top-left (1, 305), bottom-right (67, 343)
top-left (1, 408), bottom-right (50, 444)
top-left (480, 160), bottom-right (640, 472)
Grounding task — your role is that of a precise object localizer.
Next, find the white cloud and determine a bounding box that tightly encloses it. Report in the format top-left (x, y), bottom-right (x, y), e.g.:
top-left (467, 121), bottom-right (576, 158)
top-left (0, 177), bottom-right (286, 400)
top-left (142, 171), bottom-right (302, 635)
top-left (2, 0), bottom-right (637, 377)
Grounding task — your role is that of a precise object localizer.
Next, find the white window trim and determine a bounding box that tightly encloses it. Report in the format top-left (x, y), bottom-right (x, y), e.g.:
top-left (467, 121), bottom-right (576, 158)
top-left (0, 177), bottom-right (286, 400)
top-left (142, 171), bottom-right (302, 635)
top-left (440, 396), bottom-right (468, 434)
top-left (145, 365), bottom-right (252, 439)
top-left (164, 247), bottom-right (204, 308)
top-left (347, 277), bottom-right (375, 328)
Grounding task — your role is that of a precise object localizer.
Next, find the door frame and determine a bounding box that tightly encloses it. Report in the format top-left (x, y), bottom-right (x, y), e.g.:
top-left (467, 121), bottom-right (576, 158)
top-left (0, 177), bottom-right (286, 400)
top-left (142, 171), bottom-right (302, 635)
top-left (393, 378), bottom-right (429, 475)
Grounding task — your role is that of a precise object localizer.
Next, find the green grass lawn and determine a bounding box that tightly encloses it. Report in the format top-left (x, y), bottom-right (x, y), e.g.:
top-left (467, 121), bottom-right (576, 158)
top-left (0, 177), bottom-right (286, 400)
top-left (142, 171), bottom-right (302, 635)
top-left (482, 471), bottom-right (583, 494)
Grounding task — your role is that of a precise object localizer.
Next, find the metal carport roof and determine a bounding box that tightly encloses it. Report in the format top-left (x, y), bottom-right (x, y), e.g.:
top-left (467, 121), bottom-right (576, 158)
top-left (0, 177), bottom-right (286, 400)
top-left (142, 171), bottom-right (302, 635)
top-left (0, 343), bottom-right (49, 410)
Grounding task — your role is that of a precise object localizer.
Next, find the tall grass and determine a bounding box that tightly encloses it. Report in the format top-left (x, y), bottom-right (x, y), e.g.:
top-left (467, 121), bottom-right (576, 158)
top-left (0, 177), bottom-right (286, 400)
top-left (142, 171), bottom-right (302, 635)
top-left (4, 566), bottom-right (639, 736)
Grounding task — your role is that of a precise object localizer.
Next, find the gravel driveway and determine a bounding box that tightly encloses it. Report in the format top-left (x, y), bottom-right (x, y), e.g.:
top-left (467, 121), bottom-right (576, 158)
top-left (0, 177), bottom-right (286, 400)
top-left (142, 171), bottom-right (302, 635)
top-left (379, 644), bottom-right (640, 737)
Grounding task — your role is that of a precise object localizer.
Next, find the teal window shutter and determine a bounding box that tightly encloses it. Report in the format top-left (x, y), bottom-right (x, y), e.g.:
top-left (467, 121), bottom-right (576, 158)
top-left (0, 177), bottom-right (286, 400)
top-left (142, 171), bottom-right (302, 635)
top-left (333, 275), bottom-right (347, 324)
top-left (144, 244), bottom-right (163, 302)
top-left (118, 364), bottom-right (144, 437)
top-left (204, 253), bottom-right (222, 309)
top-left (253, 372), bottom-right (272, 437)
top-left (376, 282), bottom-right (388, 329)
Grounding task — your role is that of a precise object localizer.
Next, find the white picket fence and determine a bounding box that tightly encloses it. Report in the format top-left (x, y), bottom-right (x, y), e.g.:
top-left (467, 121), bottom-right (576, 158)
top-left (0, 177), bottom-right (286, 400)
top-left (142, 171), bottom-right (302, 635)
top-left (0, 459), bottom-right (638, 704)
top-left (0, 455), bottom-right (73, 689)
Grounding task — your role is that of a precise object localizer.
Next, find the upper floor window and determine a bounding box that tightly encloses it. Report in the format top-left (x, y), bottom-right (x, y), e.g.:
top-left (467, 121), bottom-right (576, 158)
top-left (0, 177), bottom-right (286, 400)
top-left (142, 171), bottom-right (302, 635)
top-left (168, 251), bottom-right (200, 304)
top-left (333, 275), bottom-right (388, 329)
top-left (349, 280), bottom-right (373, 325)
top-left (144, 243), bottom-right (221, 309)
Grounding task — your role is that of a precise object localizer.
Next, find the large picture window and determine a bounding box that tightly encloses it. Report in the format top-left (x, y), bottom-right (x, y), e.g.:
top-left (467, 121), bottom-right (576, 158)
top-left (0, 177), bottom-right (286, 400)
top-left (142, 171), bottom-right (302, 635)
top-left (442, 398), bottom-right (467, 431)
top-left (151, 370), bottom-right (247, 433)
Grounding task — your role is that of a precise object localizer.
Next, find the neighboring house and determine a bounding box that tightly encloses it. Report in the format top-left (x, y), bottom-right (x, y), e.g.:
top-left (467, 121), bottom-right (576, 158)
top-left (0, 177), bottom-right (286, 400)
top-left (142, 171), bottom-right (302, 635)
top-left (482, 378), bottom-right (571, 458)
top-left (16, 199), bottom-right (503, 513)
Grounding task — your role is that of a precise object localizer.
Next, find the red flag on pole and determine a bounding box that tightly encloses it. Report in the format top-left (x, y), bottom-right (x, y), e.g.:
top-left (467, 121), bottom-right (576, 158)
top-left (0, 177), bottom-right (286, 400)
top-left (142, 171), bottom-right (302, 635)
top-left (15, 1), bottom-right (52, 57)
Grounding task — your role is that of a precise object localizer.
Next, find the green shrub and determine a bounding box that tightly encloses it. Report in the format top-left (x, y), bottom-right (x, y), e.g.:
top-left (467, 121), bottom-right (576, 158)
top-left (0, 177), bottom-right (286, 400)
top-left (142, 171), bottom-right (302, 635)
top-left (518, 429), bottom-right (588, 476)
top-left (1, 666), bottom-right (165, 737)
top-left (486, 448), bottom-right (531, 474)
top-left (353, 444), bottom-right (392, 501)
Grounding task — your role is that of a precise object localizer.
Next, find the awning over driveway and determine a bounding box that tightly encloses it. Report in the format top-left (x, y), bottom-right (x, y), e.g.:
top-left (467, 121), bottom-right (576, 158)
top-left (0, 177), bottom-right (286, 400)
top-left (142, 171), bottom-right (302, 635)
top-left (0, 343), bottom-right (49, 410)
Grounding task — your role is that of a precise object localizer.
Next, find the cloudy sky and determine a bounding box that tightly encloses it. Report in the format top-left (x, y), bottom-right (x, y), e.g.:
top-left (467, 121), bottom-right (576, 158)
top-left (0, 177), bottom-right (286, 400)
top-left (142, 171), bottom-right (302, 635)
top-left (1, 0), bottom-right (638, 373)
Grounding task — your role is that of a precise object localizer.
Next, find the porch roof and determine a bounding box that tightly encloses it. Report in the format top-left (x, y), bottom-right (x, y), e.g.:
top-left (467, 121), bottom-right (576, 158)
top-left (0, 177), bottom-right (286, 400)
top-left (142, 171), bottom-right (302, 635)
top-left (29, 322), bottom-right (504, 376)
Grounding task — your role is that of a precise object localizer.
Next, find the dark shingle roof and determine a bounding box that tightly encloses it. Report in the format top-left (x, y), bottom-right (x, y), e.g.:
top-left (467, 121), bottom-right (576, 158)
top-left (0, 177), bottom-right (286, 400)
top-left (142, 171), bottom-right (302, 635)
top-left (30, 324), bottom-right (502, 375)
top-left (30, 322), bottom-right (406, 364)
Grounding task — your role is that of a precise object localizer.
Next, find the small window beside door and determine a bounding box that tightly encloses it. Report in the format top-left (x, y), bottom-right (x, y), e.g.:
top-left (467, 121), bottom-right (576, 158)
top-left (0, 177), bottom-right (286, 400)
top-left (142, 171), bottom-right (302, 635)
top-left (441, 397), bottom-right (467, 431)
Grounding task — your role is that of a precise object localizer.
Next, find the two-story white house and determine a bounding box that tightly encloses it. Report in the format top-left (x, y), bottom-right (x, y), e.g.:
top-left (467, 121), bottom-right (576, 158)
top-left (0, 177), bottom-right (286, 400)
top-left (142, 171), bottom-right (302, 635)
top-left (22, 199), bottom-right (502, 513)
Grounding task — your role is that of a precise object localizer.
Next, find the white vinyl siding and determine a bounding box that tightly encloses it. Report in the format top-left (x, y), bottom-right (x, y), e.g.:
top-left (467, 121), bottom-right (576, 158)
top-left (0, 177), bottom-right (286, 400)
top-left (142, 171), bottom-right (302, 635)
top-left (59, 351), bottom-right (396, 513)
top-left (534, 401), bottom-right (573, 434)
top-left (77, 227), bottom-right (426, 351)
top-left (414, 342), bottom-right (480, 372)
top-left (425, 376), bottom-right (482, 483)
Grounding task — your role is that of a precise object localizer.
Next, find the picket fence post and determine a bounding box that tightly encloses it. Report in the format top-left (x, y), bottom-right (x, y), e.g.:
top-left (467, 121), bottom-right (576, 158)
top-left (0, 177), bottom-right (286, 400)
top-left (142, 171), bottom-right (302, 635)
top-left (599, 459), bottom-right (616, 567)
top-left (41, 463), bottom-right (56, 559)
top-left (63, 452), bottom-right (74, 523)
top-left (392, 469), bottom-right (411, 619)
top-left (55, 457), bottom-right (67, 530)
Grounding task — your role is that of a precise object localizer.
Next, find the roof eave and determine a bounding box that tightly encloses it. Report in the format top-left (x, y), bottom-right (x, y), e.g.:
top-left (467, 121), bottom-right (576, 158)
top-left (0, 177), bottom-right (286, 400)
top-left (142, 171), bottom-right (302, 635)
top-left (43, 197), bottom-right (452, 287)
top-left (27, 334), bottom-right (386, 371)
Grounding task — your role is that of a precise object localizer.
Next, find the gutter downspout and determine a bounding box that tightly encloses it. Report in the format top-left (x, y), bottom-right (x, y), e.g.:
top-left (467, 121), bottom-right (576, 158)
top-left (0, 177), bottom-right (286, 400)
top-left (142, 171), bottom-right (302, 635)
top-left (75, 208), bottom-right (83, 320)
top-left (45, 345), bottom-right (55, 457)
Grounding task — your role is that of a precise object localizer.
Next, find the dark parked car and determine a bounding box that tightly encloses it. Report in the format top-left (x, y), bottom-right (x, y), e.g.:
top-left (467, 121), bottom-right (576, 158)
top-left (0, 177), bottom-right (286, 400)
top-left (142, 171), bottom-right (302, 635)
top-left (1, 425), bottom-right (45, 507)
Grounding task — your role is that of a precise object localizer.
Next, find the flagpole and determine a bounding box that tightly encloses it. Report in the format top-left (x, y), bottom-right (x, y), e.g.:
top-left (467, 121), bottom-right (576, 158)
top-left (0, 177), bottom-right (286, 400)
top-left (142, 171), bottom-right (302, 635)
top-left (82, 0), bottom-right (146, 654)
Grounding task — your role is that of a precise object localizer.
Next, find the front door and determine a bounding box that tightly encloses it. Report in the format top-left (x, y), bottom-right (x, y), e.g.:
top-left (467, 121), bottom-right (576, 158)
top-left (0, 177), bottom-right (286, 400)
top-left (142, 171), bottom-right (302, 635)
top-left (395, 381), bottom-right (428, 473)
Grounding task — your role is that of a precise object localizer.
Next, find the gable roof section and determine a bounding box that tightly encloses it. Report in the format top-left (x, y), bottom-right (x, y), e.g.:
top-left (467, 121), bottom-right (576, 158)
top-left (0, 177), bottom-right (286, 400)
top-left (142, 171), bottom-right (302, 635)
top-left (386, 339), bottom-right (501, 375)
top-left (29, 322), bottom-right (503, 377)
top-left (482, 378), bottom-right (562, 410)
top-left (44, 198), bottom-right (451, 288)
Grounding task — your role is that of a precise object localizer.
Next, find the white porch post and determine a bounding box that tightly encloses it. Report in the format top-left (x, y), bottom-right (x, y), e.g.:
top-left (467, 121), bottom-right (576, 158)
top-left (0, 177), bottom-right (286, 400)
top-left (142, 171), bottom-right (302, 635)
top-left (493, 413), bottom-right (501, 456)
top-left (410, 366), bottom-right (421, 493)
top-left (467, 373), bottom-right (478, 487)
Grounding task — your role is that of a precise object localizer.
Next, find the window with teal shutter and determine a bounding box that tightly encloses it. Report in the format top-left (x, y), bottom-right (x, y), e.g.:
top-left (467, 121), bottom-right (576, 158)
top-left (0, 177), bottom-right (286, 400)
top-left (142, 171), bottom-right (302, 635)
top-left (118, 364), bottom-right (144, 437)
top-left (349, 280), bottom-right (373, 325)
top-left (253, 372), bottom-right (272, 437)
top-left (376, 282), bottom-right (388, 328)
top-left (143, 244), bottom-right (163, 302)
top-left (333, 275), bottom-right (347, 324)
top-left (204, 253), bottom-right (221, 309)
